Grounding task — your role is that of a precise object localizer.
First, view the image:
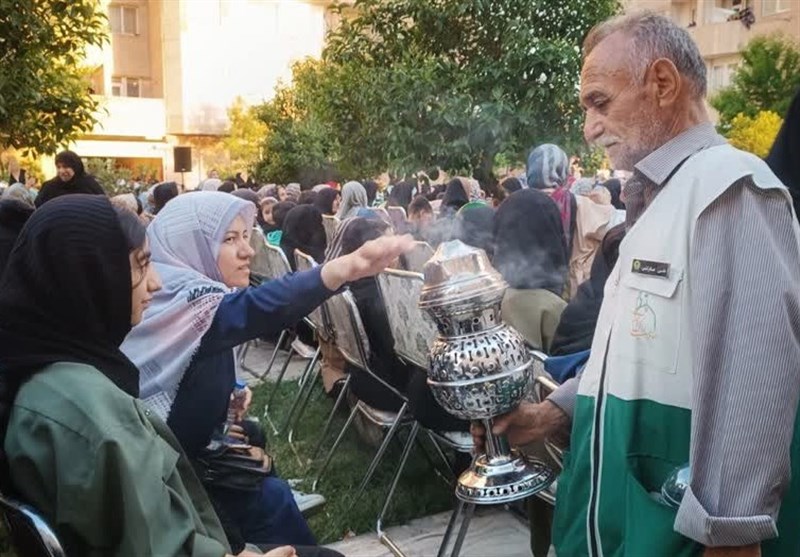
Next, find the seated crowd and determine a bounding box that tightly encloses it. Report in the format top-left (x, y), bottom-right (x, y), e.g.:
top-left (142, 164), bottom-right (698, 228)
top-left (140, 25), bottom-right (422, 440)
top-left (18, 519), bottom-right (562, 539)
top-left (0, 140), bottom-right (628, 557)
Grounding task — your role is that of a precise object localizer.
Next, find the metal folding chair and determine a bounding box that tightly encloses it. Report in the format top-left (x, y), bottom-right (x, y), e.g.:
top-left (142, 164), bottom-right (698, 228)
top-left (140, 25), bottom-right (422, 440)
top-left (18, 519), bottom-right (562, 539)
top-left (311, 289), bottom-right (413, 499)
top-left (0, 493), bottom-right (66, 557)
top-left (402, 241), bottom-right (434, 273)
top-left (385, 206), bottom-right (408, 233)
top-left (280, 249), bottom-right (332, 442)
top-left (245, 227), bottom-right (293, 380)
top-left (322, 214), bottom-right (340, 246)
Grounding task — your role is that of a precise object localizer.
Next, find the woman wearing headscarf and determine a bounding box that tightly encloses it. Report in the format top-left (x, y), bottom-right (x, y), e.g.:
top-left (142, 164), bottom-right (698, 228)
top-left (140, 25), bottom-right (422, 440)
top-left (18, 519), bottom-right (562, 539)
top-left (280, 206), bottom-right (327, 270)
top-left (362, 180), bottom-right (378, 207)
top-left (0, 198), bottom-right (34, 274)
top-left (312, 187), bottom-right (340, 216)
top-left (440, 178), bottom-right (469, 215)
top-left (766, 88), bottom-right (800, 219)
top-left (121, 192), bottom-right (410, 552)
top-left (527, 144), bottom-right (614, 298)
top-left (153, 181), bottom-right (180, 214)
top-left (602, 178), bottom-right (625, 210)
top-left (0, 195), bottom-right (303, 556)
top-left (285, 183), bottom-right (302, 203)
top-left (231, 188), bottom-right (261, 214)
top-left (35, 150), bottom-right (104, 207)
top-left (456, 202), bottom-right (495, 258)
top-left (493, 189), bottom-right (569, 352)
top-left (387, 180), bottom-right (417, 212)
top-left (336, 181), bottom-right (368, 220)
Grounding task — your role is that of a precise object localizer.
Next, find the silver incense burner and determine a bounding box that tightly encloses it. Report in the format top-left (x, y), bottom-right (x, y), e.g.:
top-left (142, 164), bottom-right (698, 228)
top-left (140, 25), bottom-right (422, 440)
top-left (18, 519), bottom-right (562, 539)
top-left (419, 240), bottom-right (554, 504)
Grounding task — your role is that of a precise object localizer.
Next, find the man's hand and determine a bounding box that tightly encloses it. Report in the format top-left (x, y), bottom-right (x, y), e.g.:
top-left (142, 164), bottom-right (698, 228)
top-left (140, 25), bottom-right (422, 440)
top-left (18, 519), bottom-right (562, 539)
top-left (704, 545), bottom-right (760, 557)
top-left (321, 234), bottom-right (415, 291)
top-left (471, 401), bottom-right (570, 452)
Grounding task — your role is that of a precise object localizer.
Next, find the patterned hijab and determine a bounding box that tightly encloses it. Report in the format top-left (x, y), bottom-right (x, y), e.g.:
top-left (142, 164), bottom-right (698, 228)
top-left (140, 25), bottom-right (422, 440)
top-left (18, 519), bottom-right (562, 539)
top-left (121, 192), bottom-right (255, 419)
top-left (527, 143), bottom-right (574, 250)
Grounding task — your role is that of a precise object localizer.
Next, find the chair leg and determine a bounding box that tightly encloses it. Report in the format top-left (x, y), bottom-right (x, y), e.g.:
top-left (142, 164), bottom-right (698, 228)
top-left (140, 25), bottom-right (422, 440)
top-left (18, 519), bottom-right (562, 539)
top-left (375, 421), bottom-right (420, 533)
top-left (258, 329), bottom-right (290, 380)
top-left (287, 358), bottom-right (323, 443)
top-left (425, 430), bottom-right (459, 482)
top-left (281, 347), bottom-right (321, 437)
top-left (312, 401), bottom-right (359, 491)
top-left (311, 374), bottom-right (352, 460)
top-left (351, 402), bottom-right (409, 504)
top-left (237, 341), bottom-right (254, 372)
top-left (262, 346), bottom-right (296, 435)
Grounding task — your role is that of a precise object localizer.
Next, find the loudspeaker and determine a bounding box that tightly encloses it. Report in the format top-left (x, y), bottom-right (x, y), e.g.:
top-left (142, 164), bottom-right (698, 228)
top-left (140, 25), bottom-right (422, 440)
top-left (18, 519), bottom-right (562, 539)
top-left (173, 146), bottom-right (192, 173)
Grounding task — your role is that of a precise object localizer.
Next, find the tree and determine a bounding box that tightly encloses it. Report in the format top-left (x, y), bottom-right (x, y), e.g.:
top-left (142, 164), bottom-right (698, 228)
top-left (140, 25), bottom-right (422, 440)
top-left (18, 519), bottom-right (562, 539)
top-left (223, 97), bottom-right (268, 175)
top-left (726, 110), bottom-right (783, 158)
top-left (0, 0), bottom-right (107, 155)
top-left (254, 0), bottom-right (619, 183)
top-left (711, 35), bottom-right (800, 131)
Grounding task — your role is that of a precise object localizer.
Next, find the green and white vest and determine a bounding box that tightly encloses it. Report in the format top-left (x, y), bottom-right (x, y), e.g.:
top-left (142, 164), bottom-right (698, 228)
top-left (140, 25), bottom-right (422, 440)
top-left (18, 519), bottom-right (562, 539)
top-left (552, 144), bottom-right (800, 556)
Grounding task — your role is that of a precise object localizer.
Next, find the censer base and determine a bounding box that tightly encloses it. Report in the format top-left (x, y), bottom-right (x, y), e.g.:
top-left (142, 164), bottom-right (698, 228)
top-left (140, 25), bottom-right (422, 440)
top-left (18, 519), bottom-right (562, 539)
top-left (455, 450), bottom-right (554, 505)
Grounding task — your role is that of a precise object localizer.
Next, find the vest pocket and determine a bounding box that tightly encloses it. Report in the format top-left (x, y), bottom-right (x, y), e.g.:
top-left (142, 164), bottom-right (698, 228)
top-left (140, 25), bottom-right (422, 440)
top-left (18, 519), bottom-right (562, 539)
top-left (618, 267), bottom-right (684, 375)
top-left (623, 454), bottom-right (700, 556)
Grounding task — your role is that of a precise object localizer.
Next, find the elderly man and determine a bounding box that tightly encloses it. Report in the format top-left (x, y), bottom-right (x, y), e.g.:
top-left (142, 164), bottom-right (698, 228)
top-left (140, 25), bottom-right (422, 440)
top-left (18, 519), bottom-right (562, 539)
top-left (477, 11), bottom-right (800, 557)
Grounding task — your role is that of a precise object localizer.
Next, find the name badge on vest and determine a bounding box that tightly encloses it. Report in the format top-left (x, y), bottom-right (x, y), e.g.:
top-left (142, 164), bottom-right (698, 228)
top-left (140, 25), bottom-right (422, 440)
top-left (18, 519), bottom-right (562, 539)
top-left (631, 258), bottom-right (670, 278)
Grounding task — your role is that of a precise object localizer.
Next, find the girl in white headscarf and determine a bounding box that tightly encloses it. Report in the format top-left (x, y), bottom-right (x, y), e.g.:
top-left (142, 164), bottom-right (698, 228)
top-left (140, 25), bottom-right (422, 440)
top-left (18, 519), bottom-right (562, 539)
top-left (121, 191), bottom-right (410, 552)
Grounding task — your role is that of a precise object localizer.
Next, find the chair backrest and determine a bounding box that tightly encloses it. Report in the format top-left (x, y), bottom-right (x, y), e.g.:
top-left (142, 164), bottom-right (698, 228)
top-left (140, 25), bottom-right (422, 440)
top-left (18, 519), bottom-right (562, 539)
top-left (322, 215), bottom-right (340, 245)
top-left (0, 494), bottom-right (66, 557)
top-left (377, 269), bottom-right (437, 370)
top-left (403, 241), bottom-right (434, 273)
top-left (323, 289), bottom-right (371, 371)
top-left (294, 249), bottom-right (329, 338)
top-left (249, 227), bottom-right (272, 283)
top-left (263, 241), bottom-right (292, 280)
top-left (385, 206), bottom-right (408, 233)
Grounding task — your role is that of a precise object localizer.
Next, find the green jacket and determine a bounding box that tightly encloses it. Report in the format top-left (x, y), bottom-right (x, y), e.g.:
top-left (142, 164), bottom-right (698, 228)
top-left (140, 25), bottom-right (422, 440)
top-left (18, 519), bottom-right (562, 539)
top-left (4, 363), bottom-right (231, 557)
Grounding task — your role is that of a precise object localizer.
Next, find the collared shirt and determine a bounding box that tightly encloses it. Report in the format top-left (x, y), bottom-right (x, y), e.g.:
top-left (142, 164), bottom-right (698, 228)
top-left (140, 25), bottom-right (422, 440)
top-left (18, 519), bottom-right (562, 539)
top-left (549, 122), bottom-right (800, 547)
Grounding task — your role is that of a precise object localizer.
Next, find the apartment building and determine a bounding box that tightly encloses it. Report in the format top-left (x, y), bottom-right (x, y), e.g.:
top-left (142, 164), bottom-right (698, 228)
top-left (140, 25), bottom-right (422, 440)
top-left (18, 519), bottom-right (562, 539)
top-left (624, 0), bottom-right (799, 95)
top-left (61, 0), bottom-right (343, 187)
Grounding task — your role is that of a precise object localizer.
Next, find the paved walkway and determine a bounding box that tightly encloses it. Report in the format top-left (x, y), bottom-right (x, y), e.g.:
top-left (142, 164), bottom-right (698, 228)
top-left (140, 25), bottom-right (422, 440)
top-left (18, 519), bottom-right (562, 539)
top-left (325, 508), bottom-right (532, 557)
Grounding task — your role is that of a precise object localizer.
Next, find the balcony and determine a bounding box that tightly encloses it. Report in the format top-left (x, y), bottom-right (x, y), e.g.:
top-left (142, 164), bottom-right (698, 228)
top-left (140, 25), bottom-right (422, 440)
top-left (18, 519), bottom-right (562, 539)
top-left (89, 95), bottom-right (166, 140)
top-left (688, 11), bottom-right (797, 58)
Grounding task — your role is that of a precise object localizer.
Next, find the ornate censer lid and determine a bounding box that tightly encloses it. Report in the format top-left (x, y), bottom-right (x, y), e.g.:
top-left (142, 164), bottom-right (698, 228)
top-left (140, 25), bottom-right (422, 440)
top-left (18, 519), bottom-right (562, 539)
top-left (419, 240), bottom-right (507, 310)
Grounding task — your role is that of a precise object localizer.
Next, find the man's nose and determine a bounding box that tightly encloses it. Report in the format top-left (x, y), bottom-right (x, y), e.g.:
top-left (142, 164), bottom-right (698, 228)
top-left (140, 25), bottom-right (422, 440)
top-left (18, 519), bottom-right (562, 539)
top-left (583, 112), bottom-right (603, 144)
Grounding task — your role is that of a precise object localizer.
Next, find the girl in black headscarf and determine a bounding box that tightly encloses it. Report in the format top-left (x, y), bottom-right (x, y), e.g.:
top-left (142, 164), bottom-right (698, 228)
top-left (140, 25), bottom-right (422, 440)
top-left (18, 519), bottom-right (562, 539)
top-left (153, 181), bottom-right (179, 214)
top-left (766, 88), bottom-right (800, 219)
top-left (387, 180), bottom-right (417, 212)
top-left (0, 196), bottom-right (258, 556)
top-left (456, 203), bottom-right (495, 257)
top-left (280, 205), bottom-right (327, 270)
top-left (35, 150), bottom-right (105, 207)
top-left (602, 178), bottom-right (625, 210)
top-left (0, 199), bottom-right (34, 275)
top-left (362, 180), bottom-right (378, 207)
top-left (266, 200), bottom-right (297, 245)
top-left (493, 189), bottom-right (569, 351)
top-left (313, 187), bottom-right (341, 216)
top-left (441, 178), bottom-right (469, 214)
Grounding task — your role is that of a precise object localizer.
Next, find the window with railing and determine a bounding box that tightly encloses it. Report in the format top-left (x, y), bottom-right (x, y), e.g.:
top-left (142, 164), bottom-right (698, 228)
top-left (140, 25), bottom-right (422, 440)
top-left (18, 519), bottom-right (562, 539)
top-left (109, 4), bottom-right (138, 35)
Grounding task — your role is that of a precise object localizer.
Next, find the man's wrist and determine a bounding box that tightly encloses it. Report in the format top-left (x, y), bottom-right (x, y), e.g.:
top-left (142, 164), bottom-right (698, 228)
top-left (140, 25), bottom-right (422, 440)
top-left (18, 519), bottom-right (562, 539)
top-left (539, 400), bottom-right (570, 438)
top-left (320, 257), bottom-right (350, 291)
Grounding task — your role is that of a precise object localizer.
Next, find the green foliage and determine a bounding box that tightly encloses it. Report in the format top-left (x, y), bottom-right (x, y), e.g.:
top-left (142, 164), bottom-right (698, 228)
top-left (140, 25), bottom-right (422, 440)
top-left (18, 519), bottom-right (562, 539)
top-left (0, 0), bottom-right (108, 155)
top-left (85, 158), bottom-right (132, 195)
top-left (711, 35), bottom-right (800, 131)
top-left (254, 0), bottom-right (619, 183)
top-left (223, 97), bottom-right (268, 174)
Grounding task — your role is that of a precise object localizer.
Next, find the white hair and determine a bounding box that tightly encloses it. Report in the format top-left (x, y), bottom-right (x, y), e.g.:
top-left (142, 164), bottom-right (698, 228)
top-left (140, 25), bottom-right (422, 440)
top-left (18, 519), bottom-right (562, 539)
top-left (584, 11), bottom-right (707, 98)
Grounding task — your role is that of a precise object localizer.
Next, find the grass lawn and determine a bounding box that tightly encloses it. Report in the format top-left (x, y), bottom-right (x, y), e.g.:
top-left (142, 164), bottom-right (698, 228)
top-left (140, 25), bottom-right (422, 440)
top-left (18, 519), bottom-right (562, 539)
top-left (252, 377), bottom-right (456, 544)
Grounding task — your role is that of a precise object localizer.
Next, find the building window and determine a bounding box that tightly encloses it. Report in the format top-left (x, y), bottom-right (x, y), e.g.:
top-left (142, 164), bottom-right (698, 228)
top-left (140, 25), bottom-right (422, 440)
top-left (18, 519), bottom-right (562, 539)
top-left (111, 77), bottom-right (141, 98)
top-left (763, 0), bottom-right (789, 15)
top-left (109, 5), bottom-right (138, 35)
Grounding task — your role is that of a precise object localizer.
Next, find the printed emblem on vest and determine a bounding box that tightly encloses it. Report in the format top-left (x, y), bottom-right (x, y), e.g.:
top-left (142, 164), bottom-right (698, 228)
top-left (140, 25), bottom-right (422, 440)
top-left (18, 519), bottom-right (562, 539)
top-left (631, 292), bottom-right (657, 339)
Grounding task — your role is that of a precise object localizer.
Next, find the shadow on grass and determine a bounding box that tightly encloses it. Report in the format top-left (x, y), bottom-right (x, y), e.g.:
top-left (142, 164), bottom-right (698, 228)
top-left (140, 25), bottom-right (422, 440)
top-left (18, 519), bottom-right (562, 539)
top-left (253, 378), bottom-right (456, 545)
